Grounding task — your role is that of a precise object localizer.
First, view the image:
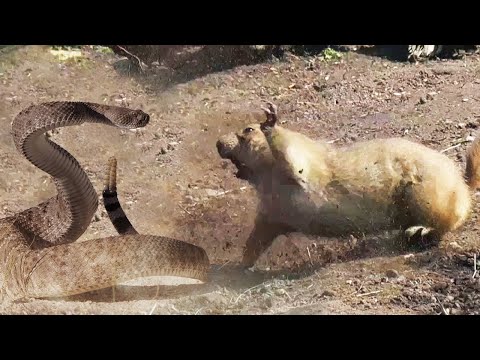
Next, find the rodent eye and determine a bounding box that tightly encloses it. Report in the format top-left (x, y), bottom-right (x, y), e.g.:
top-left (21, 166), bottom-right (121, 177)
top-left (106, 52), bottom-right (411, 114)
top-left (243, 127), bottom-right (254, 134)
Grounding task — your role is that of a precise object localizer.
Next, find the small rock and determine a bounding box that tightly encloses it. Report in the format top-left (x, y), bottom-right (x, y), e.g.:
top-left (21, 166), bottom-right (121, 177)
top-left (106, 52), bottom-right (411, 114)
top-left (462, 98), bottom-right (469, 102)
top-left (432, 282), bottom-right (449, 292)
top-left (418, 97), bottom-right (427, 104)
top-left (446, 295), bottom-right (455, 302)
top-left (264, 297), bottom-right (274, 308)
top-left (448, 241), bottom-right (462, 251)
top-left (159, 147), bottom-right (167, 155)
top-left (93, 214), bottom-right (101, 222)
top-left (450, 308), bottom-right (462, 315)
top-left (322, 290), bottom-right (335, 297)
top-left (205, 189), bottom-right (223, 197)
top-left (386, 269), bottom-right (399, 278)
top-left (457, 123), bottom-right (466, 129)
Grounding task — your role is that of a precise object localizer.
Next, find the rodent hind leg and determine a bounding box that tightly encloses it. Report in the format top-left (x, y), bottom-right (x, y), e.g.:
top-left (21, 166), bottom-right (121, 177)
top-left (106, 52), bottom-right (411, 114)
top-left (402, 225), bottom-right (440, 250)
top-left (393, 180), bottom-right (441, 249)
top-left (405, 225), bottom-right (434, 239)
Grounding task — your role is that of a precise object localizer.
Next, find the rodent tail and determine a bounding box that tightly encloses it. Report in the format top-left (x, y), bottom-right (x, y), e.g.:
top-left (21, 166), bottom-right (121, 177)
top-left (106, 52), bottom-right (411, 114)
top-left (465, 136), bottom-right (480, 189)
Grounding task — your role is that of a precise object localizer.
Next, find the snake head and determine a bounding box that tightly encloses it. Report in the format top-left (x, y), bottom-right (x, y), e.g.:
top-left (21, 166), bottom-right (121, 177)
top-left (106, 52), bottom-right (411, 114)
top-left (116, 109), bottom-right (150, 129)
top-left (134, 110), bottom-right (150, 127)
top-left (85, 103), bottom-right (150, 129)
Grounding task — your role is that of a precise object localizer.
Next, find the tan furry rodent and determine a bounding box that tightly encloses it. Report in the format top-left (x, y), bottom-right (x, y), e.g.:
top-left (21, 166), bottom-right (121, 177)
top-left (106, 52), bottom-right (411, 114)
top-left (217, 103), bottom-right (480, 264)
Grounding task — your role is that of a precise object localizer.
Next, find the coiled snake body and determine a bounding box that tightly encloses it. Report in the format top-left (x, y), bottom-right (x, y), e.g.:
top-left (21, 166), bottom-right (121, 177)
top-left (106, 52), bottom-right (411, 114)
top-left (0, 102), bottom-right (209, 300)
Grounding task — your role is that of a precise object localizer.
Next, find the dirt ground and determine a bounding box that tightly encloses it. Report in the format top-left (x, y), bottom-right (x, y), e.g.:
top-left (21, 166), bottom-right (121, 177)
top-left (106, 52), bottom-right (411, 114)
top-left (1, 45), bottom-right (480, 315)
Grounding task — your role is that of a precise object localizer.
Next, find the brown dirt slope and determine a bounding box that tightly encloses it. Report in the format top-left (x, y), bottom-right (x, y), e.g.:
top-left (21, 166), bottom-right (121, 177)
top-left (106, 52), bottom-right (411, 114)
top-left (1, 45), bottom-right (479, 314)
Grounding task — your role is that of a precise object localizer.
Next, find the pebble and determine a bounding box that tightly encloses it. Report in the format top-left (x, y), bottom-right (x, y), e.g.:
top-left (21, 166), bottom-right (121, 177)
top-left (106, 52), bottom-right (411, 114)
top-left (432, 282), bottom-right (449, 292)
top-left (450, 308), bottom-right (462, 315)
top-left (386, 269), bottom-right (399, 278)
top-left (264, 297), bottom-right (274, 308)
top-left (448, 241), bottom-right (463, 251)
top-left (205, 189), bottom-right (223, 197)
top-left (322, 290), bottom-right (336, 297)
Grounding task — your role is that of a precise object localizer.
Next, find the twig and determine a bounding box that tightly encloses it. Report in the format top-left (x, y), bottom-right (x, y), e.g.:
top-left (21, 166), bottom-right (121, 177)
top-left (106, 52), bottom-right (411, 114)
top-left (356, 290), bottom-right (382, 297)
top-left (116, 46), bottom-right (147, 72)
top-left (326, 138), bottom-right (340, 144)
top-left (233, 283), bottom-right (265, 304)
top-left (283, 289), bottom-right (292, 300)
top-left (440, 143), bottom-right (462, 153)
top-left (440, 140), bottom-right (471, 153)
top-left (306, 246), bottom-right (313, 266)
top-left (349, 280), bottom-right (366, 296)
top-left (473, 253), bottom-right (477, 279)
top-left (214, 186), bottom-right (248, 197)
top-left (217, 260), bottom-right (231, 271)
top-left (434, 296), bottom-right (449, 315)
top-left (194, 308), bottom-right (204, 315)
top-left (178, 204), bottom-right (193, 216)
top-left (148, 303), bottom-right (158, 315)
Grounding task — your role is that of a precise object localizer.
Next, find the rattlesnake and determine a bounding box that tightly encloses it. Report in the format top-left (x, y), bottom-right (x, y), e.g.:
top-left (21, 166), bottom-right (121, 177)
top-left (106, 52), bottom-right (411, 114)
top-left (0, 101), bottom-right (209, 300)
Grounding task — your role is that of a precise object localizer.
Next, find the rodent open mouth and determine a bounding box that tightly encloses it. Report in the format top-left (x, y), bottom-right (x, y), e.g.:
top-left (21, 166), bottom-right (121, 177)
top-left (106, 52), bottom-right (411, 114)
top-left (230, 158), bottom-right (252, 180)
